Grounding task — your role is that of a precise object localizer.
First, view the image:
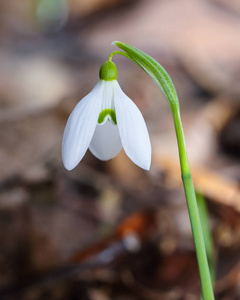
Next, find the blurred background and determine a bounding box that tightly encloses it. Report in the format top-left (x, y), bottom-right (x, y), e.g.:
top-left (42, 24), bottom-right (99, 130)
top-left (1, 0), bottom-right (240, 299)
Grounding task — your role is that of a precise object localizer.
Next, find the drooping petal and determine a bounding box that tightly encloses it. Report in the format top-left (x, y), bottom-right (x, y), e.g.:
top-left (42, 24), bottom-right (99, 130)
top-left (89, 121), bottom-right (122, 161)
top-left (62, 80), bottom-right (104, 170)
top-left (113, 81), bottom-right (151, 170)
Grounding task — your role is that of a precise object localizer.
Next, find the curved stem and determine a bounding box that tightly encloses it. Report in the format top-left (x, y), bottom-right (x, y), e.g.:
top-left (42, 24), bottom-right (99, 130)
top-left (108, 51), bottom-right (132, 62)
top-left (108, 51), bottom-right (147, 73)
top-left (111, 41), bottom-right (215, 299)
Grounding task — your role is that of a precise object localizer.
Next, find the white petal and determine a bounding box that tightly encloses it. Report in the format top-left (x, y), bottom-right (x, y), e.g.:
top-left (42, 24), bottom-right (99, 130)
top-left (62, 80), bottom-right (104, 170)
top-left (89, 121), bottom-right (122, 160)
top-left (113, 81), bottom-right (151, 170)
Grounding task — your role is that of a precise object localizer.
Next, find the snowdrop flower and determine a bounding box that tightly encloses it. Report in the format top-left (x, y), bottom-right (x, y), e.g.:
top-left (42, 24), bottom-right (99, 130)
top-left (62, 61), bottom-right (151, 171)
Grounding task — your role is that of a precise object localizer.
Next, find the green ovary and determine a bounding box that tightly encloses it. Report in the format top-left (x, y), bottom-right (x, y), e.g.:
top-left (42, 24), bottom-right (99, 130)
top-left (98, 109), bottom-right (117, 125)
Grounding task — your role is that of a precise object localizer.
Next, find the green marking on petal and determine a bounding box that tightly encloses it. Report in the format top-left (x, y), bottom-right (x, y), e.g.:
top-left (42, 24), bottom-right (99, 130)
top-left (98, 109), bottom-right (117, 125)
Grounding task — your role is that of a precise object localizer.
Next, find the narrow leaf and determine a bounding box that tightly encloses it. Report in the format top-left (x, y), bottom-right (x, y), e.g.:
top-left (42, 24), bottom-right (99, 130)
top-left (112, 41), bottom-right (179, 112)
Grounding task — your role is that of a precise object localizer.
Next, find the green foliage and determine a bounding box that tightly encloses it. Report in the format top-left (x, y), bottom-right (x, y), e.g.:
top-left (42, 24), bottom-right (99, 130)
top-left (110, 41), bottom-right (215, 300)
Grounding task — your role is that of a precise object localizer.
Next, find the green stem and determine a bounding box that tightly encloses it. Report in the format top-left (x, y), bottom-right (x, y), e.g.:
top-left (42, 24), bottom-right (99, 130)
top-left (108, 51), bottom-right (146, 72)
top-left (172, 110), bottom-right (214, 300)
top-left (110, 41), bottom-right (215, 299)
top-left (108, 51), bottom-right (132, 61)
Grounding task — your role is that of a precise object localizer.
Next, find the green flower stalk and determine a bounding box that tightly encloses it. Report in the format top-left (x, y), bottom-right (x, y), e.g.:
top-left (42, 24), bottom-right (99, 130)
top-left (110, 41), bottom-right (215, 300)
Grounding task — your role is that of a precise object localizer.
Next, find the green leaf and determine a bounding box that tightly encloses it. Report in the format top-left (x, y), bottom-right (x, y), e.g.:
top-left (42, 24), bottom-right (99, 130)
top-left (112, 41), bottom-right (179, 112)
top-left (197, 192), bottom-right (216, 285)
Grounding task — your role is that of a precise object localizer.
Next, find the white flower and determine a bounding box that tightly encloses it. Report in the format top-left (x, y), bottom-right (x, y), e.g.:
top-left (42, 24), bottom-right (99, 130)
top-left (62, 61), bottom-right (151, 171)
